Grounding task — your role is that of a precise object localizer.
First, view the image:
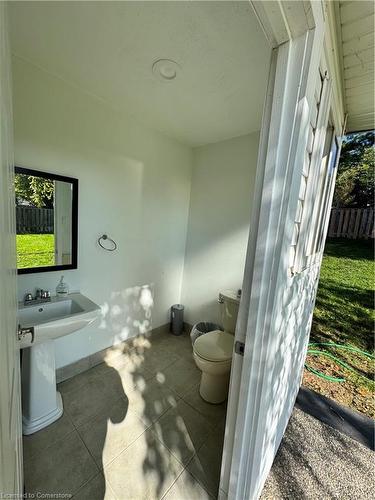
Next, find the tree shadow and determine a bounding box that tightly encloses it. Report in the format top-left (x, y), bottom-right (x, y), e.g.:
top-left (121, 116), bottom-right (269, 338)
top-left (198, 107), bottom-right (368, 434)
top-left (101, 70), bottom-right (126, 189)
top-left (23, 305), bottom-right (226, 499)
top-left (95, 329), bottom-right (225, 499)
top-left (323, 238), bottom-right (374, 261)
top-left (312, 280), bottom-right (374, 354)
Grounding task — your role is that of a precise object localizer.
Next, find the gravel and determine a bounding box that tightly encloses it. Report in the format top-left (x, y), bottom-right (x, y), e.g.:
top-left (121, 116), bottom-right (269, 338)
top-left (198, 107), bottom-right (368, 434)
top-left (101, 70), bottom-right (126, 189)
top-left (261, 408), bottom-right (375, 499)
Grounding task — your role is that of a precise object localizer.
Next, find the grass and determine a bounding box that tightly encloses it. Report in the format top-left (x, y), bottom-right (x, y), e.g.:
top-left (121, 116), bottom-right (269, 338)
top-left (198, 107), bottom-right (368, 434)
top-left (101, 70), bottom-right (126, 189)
top-left (17, 233), bottom-right (55, 268)
top-left (303, 238), bottom-right (375, 417)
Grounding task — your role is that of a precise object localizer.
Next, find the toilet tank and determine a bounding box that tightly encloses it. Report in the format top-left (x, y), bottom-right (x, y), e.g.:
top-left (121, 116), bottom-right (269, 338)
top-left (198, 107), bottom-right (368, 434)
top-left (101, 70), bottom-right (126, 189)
top-left (219, 290), bottom-right (240, 334)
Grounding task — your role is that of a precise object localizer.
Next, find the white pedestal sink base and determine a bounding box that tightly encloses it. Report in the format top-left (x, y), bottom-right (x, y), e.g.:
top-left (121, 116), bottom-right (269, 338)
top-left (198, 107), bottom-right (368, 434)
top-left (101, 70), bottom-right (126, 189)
top-left (21, 340), bottom-right (63, 435)
top-left (22, 392), bottom-right (63, 435)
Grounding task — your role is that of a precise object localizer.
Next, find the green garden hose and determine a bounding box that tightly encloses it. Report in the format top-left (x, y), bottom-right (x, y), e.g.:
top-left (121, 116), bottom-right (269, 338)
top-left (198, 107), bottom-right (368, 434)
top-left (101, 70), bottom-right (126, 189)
top-left (305, 342), bottom-right (375, 383)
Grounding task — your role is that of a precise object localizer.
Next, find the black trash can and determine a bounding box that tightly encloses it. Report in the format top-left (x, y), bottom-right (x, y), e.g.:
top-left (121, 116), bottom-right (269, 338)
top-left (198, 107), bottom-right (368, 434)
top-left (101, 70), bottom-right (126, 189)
top-left (170, 304), bottom-right (184, 336)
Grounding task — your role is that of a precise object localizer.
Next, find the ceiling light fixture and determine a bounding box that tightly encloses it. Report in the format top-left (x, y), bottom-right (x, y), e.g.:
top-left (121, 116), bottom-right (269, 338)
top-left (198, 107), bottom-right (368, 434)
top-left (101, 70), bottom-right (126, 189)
top-left (152, 59), bottom-right (181, 82)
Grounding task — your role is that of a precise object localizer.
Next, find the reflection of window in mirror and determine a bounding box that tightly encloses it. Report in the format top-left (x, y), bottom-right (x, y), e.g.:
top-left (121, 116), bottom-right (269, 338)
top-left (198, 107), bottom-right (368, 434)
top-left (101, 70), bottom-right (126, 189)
top-left (15, 167), bottom-right (78, 274)
top-left (54, 181), bottom-right (73, 266)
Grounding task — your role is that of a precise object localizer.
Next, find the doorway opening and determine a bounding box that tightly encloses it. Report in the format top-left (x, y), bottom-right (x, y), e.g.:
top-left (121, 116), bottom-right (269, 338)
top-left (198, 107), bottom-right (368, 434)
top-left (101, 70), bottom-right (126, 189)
top-left (303, 130), bottom-right (375, 418)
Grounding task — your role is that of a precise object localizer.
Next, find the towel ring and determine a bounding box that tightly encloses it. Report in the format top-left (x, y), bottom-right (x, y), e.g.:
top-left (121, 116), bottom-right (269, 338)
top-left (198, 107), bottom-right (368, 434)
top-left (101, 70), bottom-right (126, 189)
top-left (98, 234), bottom-right (117, 251)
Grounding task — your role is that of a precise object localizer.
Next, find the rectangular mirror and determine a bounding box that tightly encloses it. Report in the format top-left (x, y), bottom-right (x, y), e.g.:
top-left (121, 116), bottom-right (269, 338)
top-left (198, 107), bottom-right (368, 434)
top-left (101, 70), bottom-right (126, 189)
top-left (15, 167), bottom-right (78, 274)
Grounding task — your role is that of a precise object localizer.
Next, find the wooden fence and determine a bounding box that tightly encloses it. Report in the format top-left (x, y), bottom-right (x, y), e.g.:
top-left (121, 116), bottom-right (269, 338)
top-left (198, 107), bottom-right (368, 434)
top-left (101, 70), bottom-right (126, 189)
top-left (16, 206), bottom-right (54, 234)
top-left (328, 207), bottom-right (374, 239)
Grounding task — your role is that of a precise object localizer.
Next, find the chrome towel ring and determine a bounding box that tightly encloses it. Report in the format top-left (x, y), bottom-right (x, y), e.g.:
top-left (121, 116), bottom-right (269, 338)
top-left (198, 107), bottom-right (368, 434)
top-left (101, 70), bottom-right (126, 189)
top-left (98, 234), bottom-right (117, 251)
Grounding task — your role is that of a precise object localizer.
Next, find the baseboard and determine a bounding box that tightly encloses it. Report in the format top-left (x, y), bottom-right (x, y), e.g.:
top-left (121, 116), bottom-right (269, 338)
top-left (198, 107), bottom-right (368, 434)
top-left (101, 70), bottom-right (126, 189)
top-left (56, 323), bottom-right (170, 383)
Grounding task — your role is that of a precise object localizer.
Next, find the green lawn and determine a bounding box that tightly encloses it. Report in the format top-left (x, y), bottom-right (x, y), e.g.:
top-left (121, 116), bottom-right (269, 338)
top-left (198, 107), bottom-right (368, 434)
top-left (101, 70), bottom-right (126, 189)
top-left (17, 234), bottom-right (55, 268)
top-left (303, 238), bottom-right (375, 417)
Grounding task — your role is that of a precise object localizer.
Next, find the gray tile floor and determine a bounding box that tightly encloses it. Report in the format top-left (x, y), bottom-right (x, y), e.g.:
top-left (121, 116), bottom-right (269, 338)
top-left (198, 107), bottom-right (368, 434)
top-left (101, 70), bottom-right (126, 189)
top-left (23, 330), bottom-right (226, 499)
top-left (23, 329), bottom-right (374, 500)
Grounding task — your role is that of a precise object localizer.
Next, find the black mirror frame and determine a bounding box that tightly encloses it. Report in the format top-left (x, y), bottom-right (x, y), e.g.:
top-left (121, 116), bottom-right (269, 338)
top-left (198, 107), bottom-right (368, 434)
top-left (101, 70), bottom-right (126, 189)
top-left (15, 166), bottom-right (78, 275)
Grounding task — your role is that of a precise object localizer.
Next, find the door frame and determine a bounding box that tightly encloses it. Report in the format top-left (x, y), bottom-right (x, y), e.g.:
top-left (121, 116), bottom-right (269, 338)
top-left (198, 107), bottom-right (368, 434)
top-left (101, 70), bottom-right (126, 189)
top-left (0, 2), bottom-right (23, 496)
top-left (220, 2), bottom-right (345, 499)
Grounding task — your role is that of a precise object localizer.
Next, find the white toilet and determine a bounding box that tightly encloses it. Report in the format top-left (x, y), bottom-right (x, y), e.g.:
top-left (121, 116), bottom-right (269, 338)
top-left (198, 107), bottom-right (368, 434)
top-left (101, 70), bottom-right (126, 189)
top-left (193, 290), bottom-right (240, 404)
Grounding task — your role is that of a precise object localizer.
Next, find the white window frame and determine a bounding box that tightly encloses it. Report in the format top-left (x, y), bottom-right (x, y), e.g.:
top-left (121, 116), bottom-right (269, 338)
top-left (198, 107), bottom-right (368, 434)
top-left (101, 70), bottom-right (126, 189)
top-left (306, 124), bottom-right (340, 262)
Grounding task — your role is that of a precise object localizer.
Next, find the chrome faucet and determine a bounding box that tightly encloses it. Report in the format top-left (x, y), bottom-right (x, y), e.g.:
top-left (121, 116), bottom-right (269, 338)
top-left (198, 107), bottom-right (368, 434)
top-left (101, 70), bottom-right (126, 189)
top-left (24, 289), bottom-right (51, 306)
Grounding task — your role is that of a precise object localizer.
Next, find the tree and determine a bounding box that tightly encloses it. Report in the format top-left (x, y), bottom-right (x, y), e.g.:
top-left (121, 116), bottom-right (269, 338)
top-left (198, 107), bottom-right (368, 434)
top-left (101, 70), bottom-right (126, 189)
top-left (338, 131), bottom-right (374, 173)
top-left (333, 131), bottom-right (375, 208)
top-left (15, 173), bottom-right (54, 208)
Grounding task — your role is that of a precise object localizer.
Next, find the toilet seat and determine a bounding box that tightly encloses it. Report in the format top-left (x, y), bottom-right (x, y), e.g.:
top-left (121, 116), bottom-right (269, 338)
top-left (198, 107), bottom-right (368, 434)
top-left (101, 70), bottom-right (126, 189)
top-left (193, 330), bottom-right (234, 362)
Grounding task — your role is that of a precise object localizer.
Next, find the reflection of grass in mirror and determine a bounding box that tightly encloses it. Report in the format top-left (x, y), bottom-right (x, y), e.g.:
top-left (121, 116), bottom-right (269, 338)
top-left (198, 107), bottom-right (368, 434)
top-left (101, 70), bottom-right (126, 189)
top-left (17, 234), bottom-right (55, 268)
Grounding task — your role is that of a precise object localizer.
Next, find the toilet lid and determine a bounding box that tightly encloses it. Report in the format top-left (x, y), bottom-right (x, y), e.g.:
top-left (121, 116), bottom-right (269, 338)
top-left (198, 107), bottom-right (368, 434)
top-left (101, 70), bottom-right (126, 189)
top-left (193, 330), bottom-right (234, 362)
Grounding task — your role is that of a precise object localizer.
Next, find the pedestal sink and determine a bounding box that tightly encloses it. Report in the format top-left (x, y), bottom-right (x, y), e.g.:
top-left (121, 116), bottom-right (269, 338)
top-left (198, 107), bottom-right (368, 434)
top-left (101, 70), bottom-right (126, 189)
top-left (18, 293), bottom-right (100, 435)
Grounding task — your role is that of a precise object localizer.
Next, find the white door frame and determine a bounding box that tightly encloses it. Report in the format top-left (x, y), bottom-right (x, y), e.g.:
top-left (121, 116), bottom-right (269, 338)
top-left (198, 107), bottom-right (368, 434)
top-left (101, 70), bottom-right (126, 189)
top-left (219, 2), bottom-right (345, 499)
top-left (0, 3), bottom-right (23, 495)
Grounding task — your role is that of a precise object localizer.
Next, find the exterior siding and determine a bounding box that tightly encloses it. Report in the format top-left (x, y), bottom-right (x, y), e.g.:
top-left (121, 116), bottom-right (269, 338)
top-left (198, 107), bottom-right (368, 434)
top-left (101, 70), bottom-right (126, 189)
top-left (289, 70), bottom-right (324, 270)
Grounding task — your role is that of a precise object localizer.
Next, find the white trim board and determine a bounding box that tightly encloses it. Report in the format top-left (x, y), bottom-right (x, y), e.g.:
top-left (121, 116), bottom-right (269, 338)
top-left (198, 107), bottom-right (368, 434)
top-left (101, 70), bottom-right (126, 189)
top-left (0, 3), bottom-right (23, 494)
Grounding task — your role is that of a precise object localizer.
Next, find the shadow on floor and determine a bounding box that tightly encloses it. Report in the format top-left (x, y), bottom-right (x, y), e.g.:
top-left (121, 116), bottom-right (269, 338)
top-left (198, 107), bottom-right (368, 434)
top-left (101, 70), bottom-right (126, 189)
top-left (23, 329), bottom-right (226, 499)
top-left (22, 329), bottom-right (374, 499)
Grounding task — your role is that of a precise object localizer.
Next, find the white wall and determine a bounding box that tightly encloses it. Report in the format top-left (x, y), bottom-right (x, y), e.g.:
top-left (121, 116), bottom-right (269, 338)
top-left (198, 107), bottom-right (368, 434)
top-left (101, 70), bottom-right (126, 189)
top-left (13, 58), bottom-right (261, 368)
top-left (13, 57), bottom-right (192, 368)
top-left (181, 133), bottom-right (259, 326)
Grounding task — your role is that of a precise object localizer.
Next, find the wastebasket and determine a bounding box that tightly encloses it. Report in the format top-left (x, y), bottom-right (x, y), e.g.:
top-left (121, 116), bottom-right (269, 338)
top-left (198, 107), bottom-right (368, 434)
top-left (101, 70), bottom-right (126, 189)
top-left (190, 321), bottom-right (222, 345)
top-left (170, 304), bottom-right (184, 336)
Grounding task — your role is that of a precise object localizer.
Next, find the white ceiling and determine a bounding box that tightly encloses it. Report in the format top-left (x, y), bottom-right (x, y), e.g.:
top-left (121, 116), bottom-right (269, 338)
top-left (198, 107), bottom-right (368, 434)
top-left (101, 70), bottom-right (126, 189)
top-left (337, 1), bottom-right (375, 132)
top-left (9, 1), bottom-right (271, 147)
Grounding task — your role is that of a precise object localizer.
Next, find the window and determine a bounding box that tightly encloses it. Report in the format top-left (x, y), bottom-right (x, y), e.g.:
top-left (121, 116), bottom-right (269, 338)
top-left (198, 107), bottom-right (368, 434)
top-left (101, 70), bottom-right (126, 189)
top-left (306, 126), bottom-right (339, 262)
